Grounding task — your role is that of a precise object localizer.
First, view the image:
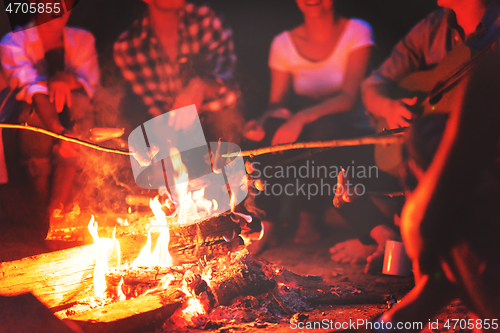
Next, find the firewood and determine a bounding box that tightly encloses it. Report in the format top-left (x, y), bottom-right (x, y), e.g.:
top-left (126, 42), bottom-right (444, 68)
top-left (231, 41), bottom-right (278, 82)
top-left (0, 214), bottom-right (241, 308)
top-left (104, 235), bottom-right (245, 300)
top-left (104, 265), bottom-right (189, 299)
top-left (65, 288), bottom-right (185, 333)
top-left (0, 235), bottom-right (148, 308)
top-left (203, 250), bottom-right (275, 305)
top-left (168, 212), bottom-right (241, 263)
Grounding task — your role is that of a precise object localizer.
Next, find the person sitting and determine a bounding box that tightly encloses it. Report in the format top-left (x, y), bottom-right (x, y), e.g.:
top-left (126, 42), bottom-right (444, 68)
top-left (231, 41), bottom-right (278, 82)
top-left (377, 41), bottom-right (500, 331)
top-left (244, 0), bottom-right (377, 246)
top-left (0, 0), bottom-right (99, 241)
top-left (113, 0), bottom-right (243, 144)
top-left (337, 0), bottom-right (500, 273)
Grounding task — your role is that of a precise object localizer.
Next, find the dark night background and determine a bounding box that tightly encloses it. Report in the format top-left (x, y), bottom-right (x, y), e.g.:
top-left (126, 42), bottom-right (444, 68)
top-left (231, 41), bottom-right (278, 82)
top-left (0, 0), bottom-right (438, 119)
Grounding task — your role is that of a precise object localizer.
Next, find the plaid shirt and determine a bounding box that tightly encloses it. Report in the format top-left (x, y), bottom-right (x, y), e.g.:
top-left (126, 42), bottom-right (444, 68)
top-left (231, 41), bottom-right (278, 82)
top-left (113, 3), bottom-right (239, 115)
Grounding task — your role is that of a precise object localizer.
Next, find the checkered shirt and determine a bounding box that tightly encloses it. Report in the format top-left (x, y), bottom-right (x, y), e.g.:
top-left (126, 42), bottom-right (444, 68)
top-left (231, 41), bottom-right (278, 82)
top-left (113, 3), bottom-right (239, 115)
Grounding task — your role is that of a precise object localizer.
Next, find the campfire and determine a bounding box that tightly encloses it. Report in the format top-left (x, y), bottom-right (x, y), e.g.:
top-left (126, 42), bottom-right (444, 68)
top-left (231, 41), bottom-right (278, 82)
top-left (0, 141), bottom-right (371, 333)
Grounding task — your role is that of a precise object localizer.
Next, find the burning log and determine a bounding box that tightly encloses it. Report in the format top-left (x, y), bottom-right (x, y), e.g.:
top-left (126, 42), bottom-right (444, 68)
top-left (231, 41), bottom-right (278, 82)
top-left (202, 250), bottom-right (275, 305)
top-left (104, 265), bottom-right (189, 299)
top-left (0, 244), bottom-right (99, 308)
top-left (168, 212), bottom-right (243, 263)
top-left (65, 288), bottom-right (185, 333)
top-left (0, 234), bottom-right (150, 308)
top-left (0, 210), bottom-right (246, 309)
top-left (106, 250), bottom-right (274, 308)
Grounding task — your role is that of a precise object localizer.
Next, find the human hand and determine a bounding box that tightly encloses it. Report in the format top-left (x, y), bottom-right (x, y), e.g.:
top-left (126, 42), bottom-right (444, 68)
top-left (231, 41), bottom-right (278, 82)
top-left (172, 78), bottom-right (206, 111)
top-left (384, 97), bottom-right (418, 129)
top-left (169, 79), bottom-right (206, 130)
top-left (271, 115), bottom-right (305, 146)
top-left (167, 105), bottom-right (198, 131)
top-left (329, 239), bottom-right (376, 264)
top-left (243, 120), bottom-right (265, 142)
top-left (48, 72), bottom-right (75, 113)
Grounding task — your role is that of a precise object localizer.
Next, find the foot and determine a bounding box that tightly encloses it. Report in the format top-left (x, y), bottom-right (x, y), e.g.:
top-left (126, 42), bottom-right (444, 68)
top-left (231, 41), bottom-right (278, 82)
top-left (365, 224), bottom-right (399, 274)
top-left (293, 211), bottom-right (320, 244)
top-left (330, 239), bottom-right (377, 264)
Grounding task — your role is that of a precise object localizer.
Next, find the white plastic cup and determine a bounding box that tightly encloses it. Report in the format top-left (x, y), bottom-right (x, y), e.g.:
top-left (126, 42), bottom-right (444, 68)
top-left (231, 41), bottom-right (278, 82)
top-left (382, 240), bottom-right (411, 276)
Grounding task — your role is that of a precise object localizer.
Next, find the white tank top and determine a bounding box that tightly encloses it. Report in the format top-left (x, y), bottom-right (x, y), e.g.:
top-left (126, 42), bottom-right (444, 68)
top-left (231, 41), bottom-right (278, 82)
top-left (268, 19), bottom-right (375, 98)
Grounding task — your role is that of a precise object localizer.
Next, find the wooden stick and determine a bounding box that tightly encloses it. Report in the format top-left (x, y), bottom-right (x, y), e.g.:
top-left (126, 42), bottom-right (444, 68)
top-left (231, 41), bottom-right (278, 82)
top-left (224, 128), bottom-right (407, 158)
top-left (0, 123), bottom-right (132, 156)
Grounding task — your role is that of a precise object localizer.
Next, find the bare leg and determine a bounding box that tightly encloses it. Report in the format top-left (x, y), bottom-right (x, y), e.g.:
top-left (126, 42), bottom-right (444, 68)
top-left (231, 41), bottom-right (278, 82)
top-left (17, 103), bottom-right (55, 240)
top-left (380, 274), bottom-right (456, 331)
top-left (48, 158), bottom-right (78, 228)
top-left (49, 92), bottom-right (92, 227)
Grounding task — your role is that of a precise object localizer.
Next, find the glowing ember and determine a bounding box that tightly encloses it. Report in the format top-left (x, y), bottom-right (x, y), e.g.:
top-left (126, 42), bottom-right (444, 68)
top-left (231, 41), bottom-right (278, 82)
top-left (176, 297), bottom-right (207, 327)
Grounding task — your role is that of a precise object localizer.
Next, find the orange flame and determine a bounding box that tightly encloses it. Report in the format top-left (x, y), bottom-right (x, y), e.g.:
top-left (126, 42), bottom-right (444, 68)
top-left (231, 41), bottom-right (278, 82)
top-left (88, 216), bottom-right (115, 298)
top-left (133, 197), bottom-right (173, 267)
top-left (230, 190), bottom-right (236, 213)
top-left (89, 146), bottom-right (225, 300)
top-left (117, 277), bottom-right (126, 301)
top-left (170, 147), bottom-right (200, 226)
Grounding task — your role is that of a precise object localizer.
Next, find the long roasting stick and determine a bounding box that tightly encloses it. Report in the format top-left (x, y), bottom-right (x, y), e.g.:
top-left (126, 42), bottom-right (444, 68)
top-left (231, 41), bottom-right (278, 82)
top-left (0, 123), bottom-right (132, 155)
top-left (224, 128), bottom-right (407, 158)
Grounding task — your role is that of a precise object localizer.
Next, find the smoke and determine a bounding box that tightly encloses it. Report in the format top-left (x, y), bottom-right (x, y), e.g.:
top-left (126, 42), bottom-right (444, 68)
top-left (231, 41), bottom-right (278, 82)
top-left (68, 86), bottom-right (139, 222)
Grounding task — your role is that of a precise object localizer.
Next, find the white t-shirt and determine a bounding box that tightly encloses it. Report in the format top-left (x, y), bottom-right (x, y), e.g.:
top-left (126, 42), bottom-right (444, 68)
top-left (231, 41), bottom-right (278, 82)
top-left (268, 19), bottom-right (374, 98)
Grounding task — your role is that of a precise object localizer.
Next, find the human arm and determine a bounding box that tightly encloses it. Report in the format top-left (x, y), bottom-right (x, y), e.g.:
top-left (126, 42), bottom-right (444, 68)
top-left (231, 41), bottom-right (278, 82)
top-left (45, 30), bottom-right (98, 113)
top-left (32, 93), bottom-right (66, 134)
top-left (243, 67), bottom-right (292, 142)
top-left (1, 31), bottom-right (69, 134)
top-left (242, 31), bottom-right (294, 142)
top-left (271, 45), bottom-right (372, 145)
top-left (362, 83), bottom-right (416, 128)
top-left (0, 30), bottom-right (49, 103)
top-left (362, 11), bottom-right (440, 128)
top-left (47, 70), bottom-right (85, 113)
